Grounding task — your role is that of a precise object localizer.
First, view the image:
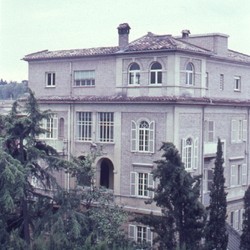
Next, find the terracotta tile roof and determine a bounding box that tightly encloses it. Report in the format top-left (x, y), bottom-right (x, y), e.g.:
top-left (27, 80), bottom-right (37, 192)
top-left (125, 32), bottom-right (211, 54)
top-left (25, 95), bottom-right (250, 107)
top-left (23, 32), bottom-right (250, 64)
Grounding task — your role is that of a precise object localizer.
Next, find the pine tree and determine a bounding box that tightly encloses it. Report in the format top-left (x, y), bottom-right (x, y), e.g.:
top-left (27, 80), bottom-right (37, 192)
top-left (204, 138), bottom-right (228, 250)
top-left (240, 185), bottom-right (250, 250)
top-left (138, 142), bottom-right (206, 250)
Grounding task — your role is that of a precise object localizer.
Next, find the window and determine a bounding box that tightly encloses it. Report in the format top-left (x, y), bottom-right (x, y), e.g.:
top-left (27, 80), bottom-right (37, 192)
top-left (231, 119), bottom-right (247, 143)
top-left (129, 63), bottom-right (140, 85)
top-left (231, 164), bottom-right (247, 187)
top-left (74, 70), bottom-right (95, 86)
top-left (205, 120), bottom-right (215, 142)
top-left (131, 120), bottom-right (155, 153)
top-left (98, 112), bottom-right (114, 142)
top-left (203, 169), bottom-right (213, 192)
top-left (128, 225), bottom-right (152, 245)
top-left (46, 72), bottom-right (55, 87)
top-left (234, 76), bottom-right (241, 91)
top-left (205, 72), bottom-right (209, 89)
top-left (231, 209), bottom-right (244, 230)
top-left (181, 137), bottom-right (198, 170)
top-left (40, 115), bottom-right (58, 139)
top-left (76, 112), bottom-right (92, 141)
top-left (220, 74), bottom-right (224, 90)
top-left (150, 62), bottom-right (162, 84)
top-left (130, 172), bottom-right (154, 198)
top-left (185, 62), bottom-right (194, 85)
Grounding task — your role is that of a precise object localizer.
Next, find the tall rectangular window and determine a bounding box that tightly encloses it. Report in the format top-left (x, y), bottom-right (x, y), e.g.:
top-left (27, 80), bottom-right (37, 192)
top-left (46, 72), bottom-right (56, 87)
top-left (41, 115), bottom-right (58, 139)
top-left (74, 70), bottom-right (95, 86)
top-left (98, 112), bottom-right (114, 142)
top-left (231, 164), bottom-right (247, 186)
top-left (76, 112), bottom-right (92, 141)
top-left (234, 76), bottom-right (241, 91)
top-left (231, 119), bottom-right (247, 143)
top-left (220, 74), bottom-right (224, 90)
top-left (205, 120), bottom-right (215, 142)
top-left (130, 172), bottom-right (154, 198)
top-left (128, 225), bottom-right (152, 245)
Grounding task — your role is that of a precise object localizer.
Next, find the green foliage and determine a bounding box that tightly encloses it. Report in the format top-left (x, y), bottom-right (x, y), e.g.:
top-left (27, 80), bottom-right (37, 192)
top-left (0, 89), bottom-right (133, 249)
top-left (138, 142), bottom-right (206, 250)
top-left (204, 138), bottom-right (228, 250)
top-left (240, 185), bottom-right (250, 250)
top-left (0, 80), bottom-right (28, 100)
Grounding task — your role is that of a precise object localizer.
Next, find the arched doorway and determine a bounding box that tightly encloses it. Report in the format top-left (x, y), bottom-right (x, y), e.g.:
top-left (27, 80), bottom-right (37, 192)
top-left (100, 158), bottom-right (114, 189)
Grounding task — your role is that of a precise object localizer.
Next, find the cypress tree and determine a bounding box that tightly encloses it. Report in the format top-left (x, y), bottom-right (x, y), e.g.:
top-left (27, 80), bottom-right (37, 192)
top-left (138, 142), bottom-right (206, 250)
top-left (240, 185), bottom-right (250, 250)
top-left (204, 138), bottom-right (228, 250)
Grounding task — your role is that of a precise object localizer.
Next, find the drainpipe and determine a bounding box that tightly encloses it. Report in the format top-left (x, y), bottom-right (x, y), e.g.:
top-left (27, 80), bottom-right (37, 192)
top-left (200, 105), bottom-right (205, 204)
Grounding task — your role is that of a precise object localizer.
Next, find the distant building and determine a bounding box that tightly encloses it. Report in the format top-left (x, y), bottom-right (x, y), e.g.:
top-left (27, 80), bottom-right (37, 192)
top-left (23, 23), bottom-right (250, 244)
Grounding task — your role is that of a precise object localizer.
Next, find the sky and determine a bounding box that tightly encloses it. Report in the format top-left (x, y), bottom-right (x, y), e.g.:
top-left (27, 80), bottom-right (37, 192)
top-left (1, 0), bottom-right (250, 82)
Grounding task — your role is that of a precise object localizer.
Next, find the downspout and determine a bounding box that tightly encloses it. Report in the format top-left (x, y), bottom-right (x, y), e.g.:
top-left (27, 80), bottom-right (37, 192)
top-left (200, 105), bottom-right (205, 204)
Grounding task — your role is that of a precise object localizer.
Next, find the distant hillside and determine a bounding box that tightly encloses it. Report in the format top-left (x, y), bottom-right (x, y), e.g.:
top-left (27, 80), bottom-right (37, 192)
top-left (0, 79), bottom-right (29, 100)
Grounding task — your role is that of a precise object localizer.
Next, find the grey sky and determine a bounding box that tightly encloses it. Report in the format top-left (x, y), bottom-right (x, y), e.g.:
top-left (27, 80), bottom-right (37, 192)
top-left (1, 0), bottom-right (250, 82)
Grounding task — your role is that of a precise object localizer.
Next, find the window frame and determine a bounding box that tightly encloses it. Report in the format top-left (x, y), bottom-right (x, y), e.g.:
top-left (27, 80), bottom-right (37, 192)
top-left (45, 72), bottom-right (56, 87)
top-left (181, 137), bottom-right (198, 170)
top-left (128, 224), bottom-right (152, 245)
top-left (76, 112), bottom-right (92, 141)
top-left (231, 119), bottom-right (247, 143)
top-left (150, 62), bottom-right (162, 85)
top-left (128, 63), bottom-right (140, 85)
top-left (97, 112), bottom-right (114, 143)
top-left (185, 62), bottom-right (194, 85)
top-left (74, 70), bottom-right (95, 86)
top-left (234, 76), bottom-right (241, 92)
top-left (130, 172), bottom-right (154, 198)
top-left (231, 164), bottom-right (247, 187)
top-left (40, 115), bottom-right (58, 139)
top-left (131, 119), bottom-right (155, 153)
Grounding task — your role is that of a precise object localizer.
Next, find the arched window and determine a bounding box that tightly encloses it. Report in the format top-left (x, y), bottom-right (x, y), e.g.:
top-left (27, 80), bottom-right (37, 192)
top-left (182, 137), bottom-right (198, 170)
top-left (131, 120), bottom-right (155, 153)
top-left (150, 62), bottom-right (162, 84)
top-left (185, 62), bottom-right (194, 85)
top-left (129, 63), bottom-right (140, 85)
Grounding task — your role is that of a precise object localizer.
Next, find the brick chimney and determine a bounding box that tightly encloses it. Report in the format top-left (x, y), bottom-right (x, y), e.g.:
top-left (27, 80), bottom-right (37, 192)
top-left (117, 23), bottom-right (130, 49)
top-left (182, 29), bottom-right (190, 38)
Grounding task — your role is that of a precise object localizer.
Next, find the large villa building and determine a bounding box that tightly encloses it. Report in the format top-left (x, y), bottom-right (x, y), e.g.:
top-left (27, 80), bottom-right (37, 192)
top-left (23, 23), bottom-right (250, 244)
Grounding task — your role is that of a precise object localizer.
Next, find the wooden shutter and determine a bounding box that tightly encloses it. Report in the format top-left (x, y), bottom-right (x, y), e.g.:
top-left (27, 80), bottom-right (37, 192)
top-left (208, 121), bottom-right (214, 142)
top-left (128, 225), bottom-right (136, 241)
top-left (130, 172), bottom-right (137, 196)
top-left (148, 174), bottom-right (154, 198)
top-left (231, 165), bottom-right (237, 187)
top-left (243, 120), bottom-right (247, 141)
top-left (234, 210), bottom-right (239, 230)
top-left (231, 120), bottom-right (237, 143)
top-left (181, 138), bottom-right (186, 166)
top-left (242, 163), bottom-right (247, 185)
top-left (53, 116), bottom-right (58, 139)
top-left (149, 121), bottom-right (155, 153)
top-left (147, 227), bottom-right (153, 245)
top-left (193, 138), bottom-right (199, 169)
top-left (131, 121), bottom-right (137, 152)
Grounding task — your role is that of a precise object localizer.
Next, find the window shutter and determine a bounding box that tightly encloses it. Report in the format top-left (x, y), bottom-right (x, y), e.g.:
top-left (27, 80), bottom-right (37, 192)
top-left (193, 138), bottom-right (199, 169)
top-left (149, 121), bottom-right (155, 153)
top-left (240, 209), bottom-right (245, 230)
top-left (243, 120), bottom-right (247, 141)
top-left (128, 225), bottom-right (136, 241)
top-left (53, 116), bottom-right (58, 139)
top-left (39, 119), bottom-right (46, 139)
top-left (131, 121), bottom-right (137, 152)
top-left (147, 227), bottom-right (153, 245)
top-left (181, 138), bottom-right (186, 166)
top-left (204, 120), bottom-right (208, 142)
top-left (242, 163), bottom-right (247, 185)
top-left (231, 120), bottom-right (237, 142)
top-left (208, 121), bottom-right (214, 142)
top-left (231, 165), bottom-right (237, 186)
top-left (234, 210), bottom-right (239, 230)
top-left (148, 174), bottom-right (154, 198)
top-left (130, 172), bottom-right (137, 196)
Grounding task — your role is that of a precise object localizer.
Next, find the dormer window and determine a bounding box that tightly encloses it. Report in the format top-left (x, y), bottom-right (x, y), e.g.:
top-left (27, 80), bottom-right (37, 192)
top-left (185, 63), bottom-right (194, 85)
top-left (129, 63), bottom-right (140, 85)
top-left (150, 62), bottom-right (162, 84)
